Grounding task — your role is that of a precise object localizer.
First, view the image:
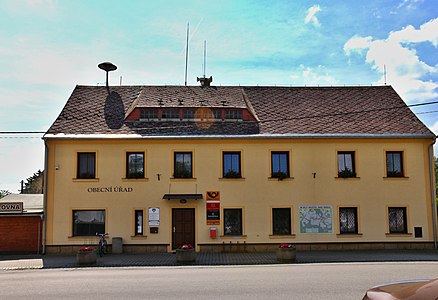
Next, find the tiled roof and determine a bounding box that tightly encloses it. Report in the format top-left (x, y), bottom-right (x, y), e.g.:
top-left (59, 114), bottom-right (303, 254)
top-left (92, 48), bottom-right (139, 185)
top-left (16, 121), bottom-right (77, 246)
top-left (0, 194), bottom-right (43, 213)
top-left (45, 85), bottom-right (434, 137)
top-left (135, 86), bottom-right (248, 108)
top-left (244, 86), bottom-right (433, 135)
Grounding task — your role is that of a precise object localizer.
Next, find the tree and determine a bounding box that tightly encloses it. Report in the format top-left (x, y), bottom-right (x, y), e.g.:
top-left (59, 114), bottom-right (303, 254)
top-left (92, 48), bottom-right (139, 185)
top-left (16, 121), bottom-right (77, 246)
top-left (21, 170), bottom-right (44, 194)
top-left (0, 190), bottom-right (11, 199)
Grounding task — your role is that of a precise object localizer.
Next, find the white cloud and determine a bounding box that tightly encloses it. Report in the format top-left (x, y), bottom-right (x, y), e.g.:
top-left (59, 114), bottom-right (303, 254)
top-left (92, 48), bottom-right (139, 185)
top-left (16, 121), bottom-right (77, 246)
top-left (290, 64), bottom-right (338, 85)
top-left (305, 5), bottom-right (321, 27)
top-left (344, 36), bottom-right (373, 55)
top-left (343, 18), bottom-right (438, 103)
top-left (396, 0), bottom-right (423, 10)
top-left (0, 35), bottom-right (101, 86)
top-left (389, 18), bottom-right (438, 47)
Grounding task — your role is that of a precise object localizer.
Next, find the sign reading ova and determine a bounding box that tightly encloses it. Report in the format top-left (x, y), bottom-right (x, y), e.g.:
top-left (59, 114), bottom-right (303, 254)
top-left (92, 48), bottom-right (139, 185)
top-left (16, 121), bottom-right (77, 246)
top-left (0, 202), bottom-right (23, 213)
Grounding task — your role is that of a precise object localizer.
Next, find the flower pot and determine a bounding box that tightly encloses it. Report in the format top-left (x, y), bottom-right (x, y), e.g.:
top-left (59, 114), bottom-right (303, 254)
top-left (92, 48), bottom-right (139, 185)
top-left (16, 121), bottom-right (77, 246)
top-left (176, 248), bottom-right (196, 263)
top-left (276, 248), bottom-right (296, 262)
top-left (76, 250), bottom-right (97, 265)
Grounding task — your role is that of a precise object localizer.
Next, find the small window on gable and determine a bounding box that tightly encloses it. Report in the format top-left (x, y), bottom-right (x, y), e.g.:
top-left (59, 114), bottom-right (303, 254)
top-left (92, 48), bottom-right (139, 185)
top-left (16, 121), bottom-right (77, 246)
top-left (214, 110), bottom-right (222, 120)
top-left (225, 110), bottom-right (242, 120)
top-left (162, 110), bottom-right (180, 120)
top-left (194, 110), bottom-right (201, 119)
top-left (184, 110), bottom-right (195, 120)
top-left (140, 109), bottom-right (157, 120)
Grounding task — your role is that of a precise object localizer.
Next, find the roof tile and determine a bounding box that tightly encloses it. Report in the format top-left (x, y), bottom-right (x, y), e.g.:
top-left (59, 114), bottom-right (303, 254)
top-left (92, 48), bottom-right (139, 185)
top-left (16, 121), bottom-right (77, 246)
top-left (46, 85), bottom-right (434, 137)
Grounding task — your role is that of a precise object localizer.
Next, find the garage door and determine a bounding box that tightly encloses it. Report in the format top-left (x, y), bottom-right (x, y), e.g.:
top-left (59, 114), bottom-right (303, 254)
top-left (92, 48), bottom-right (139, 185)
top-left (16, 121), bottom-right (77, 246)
top-left (0, 216), bottom-right (42, 254)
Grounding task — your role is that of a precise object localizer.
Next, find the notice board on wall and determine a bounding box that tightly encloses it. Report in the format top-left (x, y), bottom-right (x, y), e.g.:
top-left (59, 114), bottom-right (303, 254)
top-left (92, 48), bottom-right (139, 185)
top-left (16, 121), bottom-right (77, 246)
top-left (299, 205), bottom-right (332, 233)
top-left (148, 207), bottom-right (160, 226)
top-left (206, 191), bottom-right (220, 225)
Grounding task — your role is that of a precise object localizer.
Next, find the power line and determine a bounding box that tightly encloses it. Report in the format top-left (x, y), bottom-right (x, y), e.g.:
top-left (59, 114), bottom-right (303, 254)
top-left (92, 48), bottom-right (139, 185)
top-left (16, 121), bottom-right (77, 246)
top-left (408, 100), bottom-right (438, 107)
top-left (256, 100), bottom-right (438, 125)
top-left (0, 136), bottom-right (42, 139)
top-left (0, 131), bottom-right (45, 134)
top-left (415, 110), bottom-right (438, 115)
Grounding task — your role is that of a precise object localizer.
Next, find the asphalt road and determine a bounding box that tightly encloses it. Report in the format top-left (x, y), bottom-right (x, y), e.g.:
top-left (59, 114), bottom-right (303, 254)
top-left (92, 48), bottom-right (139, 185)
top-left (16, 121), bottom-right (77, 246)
top-left (1, 262), bottom-right (438, 299)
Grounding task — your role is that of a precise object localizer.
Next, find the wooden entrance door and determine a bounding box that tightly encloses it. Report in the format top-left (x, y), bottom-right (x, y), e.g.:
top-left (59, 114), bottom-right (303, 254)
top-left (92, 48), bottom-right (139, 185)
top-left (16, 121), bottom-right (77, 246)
top-left (172, 208), bottom-right (195, 250)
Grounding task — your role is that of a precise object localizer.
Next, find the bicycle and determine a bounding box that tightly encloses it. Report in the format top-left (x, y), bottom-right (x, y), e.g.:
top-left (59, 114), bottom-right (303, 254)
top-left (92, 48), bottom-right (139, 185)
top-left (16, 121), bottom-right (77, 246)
top-left (96, 233), bottom-right (108, 257)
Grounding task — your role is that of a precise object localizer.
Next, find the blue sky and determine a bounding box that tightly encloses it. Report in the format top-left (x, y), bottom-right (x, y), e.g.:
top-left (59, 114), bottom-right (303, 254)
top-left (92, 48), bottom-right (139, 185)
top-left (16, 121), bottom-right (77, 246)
top-left (0, 0), bottom-right (437, 192)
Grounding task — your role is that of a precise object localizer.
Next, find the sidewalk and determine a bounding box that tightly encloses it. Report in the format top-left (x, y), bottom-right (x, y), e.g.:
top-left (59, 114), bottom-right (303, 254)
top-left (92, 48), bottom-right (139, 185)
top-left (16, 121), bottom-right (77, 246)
top-left (1, 249), bottom-right (438, 270)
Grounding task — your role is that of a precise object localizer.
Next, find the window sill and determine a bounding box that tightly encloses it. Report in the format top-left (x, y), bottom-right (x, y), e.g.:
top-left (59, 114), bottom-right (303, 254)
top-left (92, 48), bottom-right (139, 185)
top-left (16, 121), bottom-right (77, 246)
top-left (385, 233), bottom-right (412, 237)
top-left (335, 177), bottom-right (360, 180)
top-left (269, 234), bottom-right (296, 239)
top-left (383, 177), bottom-right (409, 180)
top-left (336, 233), bottom-right (363, 238)
top-left (170, 178), bottom-right (197, 182)
top-left (122, 178), bottom-right (149, 182)
top-left (220, 235), bottom-right (247, 239)
top-left (68, 236), bottom-right (99, 240)
top-left (219, 177), bottom-right (245, 181)
top-left (268, 177), bottom-right (294, 181)
top-left (131, 235), bottom-right (148, 240)
top-left (72, 178), bottom-right (99, 182)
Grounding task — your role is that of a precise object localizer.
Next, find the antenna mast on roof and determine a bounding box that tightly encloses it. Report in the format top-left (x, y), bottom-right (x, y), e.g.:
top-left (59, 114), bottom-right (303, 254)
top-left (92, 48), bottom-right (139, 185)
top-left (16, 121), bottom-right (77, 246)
top-left (197, 40), bottom-right (212, 87)
top-left (384, 64), bottom-right (387, 85)
top-left (184, 23), bottom-right (189, 86)
top-left (203, 40), bottom-right (206, 78)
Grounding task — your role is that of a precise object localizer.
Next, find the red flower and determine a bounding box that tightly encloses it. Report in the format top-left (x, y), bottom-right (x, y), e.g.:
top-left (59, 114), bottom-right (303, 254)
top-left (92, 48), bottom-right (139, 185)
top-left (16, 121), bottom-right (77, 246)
top-left (79, 246), bottom-right (93, 252)
top-left (179, 244), bottom-right (194, 249)
top-left (279, 243), bottom-right (294, 249)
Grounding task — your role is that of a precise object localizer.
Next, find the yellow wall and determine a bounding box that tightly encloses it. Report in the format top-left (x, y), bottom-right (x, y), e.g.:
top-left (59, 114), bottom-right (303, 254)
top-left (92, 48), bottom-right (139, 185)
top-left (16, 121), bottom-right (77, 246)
top-left (45, 138), bottom-right (436, 250)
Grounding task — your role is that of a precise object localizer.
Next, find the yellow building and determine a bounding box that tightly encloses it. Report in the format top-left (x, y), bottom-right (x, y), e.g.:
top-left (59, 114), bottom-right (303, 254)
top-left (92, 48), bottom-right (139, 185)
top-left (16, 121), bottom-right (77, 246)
top-left (42, 83), bottom-right (437, 253)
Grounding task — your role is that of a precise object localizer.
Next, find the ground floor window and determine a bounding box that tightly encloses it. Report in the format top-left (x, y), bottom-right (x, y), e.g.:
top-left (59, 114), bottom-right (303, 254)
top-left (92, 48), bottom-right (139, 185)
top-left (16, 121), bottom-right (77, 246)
top-left (339, 207), bottom-right (358, 234)
top-left (135, 210), bottom-right (143, 236)
top-left (224, 208), bottom-right (242, 236)
top-left (272, 208), bottom-right (291, 235)
top-left (72, 210), bottom-right (105, 236)
top-left (388, 207), bottom-right (407, 234)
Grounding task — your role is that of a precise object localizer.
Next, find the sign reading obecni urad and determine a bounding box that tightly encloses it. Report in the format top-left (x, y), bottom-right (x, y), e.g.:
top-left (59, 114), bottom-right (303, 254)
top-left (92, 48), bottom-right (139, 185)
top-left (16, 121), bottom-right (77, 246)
top-left (299, 205), bottom-right (332, 233)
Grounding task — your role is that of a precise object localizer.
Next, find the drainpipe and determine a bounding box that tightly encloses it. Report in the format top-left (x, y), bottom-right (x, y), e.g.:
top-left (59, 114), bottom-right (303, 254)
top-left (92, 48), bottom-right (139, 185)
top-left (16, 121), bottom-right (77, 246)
top-left (42, 139), bottom-right (49, 254)
top-left (428, 137), bottom-right (437, 250)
